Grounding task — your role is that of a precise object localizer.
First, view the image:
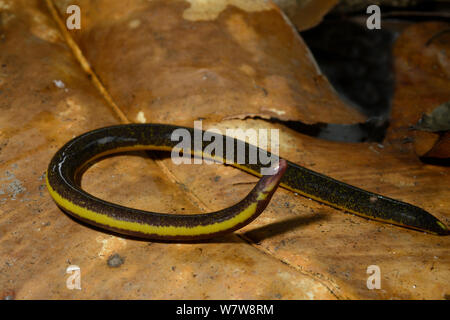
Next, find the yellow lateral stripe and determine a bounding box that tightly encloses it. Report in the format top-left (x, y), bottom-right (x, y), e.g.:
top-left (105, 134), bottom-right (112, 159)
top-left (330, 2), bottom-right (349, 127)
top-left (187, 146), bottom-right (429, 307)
top-left (46, 171), bottom-right (275, 236)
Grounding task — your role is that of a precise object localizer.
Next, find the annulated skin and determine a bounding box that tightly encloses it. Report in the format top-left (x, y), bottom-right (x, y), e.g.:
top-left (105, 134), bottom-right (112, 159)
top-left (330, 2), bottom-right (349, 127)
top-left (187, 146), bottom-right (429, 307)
top-left (47, 124), bottom-right (448, 240)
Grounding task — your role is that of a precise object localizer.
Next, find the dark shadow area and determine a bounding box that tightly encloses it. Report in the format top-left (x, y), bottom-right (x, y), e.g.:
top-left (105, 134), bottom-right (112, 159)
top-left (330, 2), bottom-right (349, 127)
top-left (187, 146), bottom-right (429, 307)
top-left (301, 20), bottom-right (396, 119)
top-left (243, 212), bottom-right (329, 243)
top-left (266, 116), bottom-right (389, 143)
top-left (233, 115), bottom-right (389, 143)
top-left (419, 157), bottom-right (450, 167)
top-left (296, 3), bottom-right (450, 149)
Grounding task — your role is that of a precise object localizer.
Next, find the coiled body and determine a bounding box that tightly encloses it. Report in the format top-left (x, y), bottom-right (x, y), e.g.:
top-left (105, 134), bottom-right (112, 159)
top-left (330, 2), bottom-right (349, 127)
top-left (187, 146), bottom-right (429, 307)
top-left (46, 124), bottom-right (448, 240)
